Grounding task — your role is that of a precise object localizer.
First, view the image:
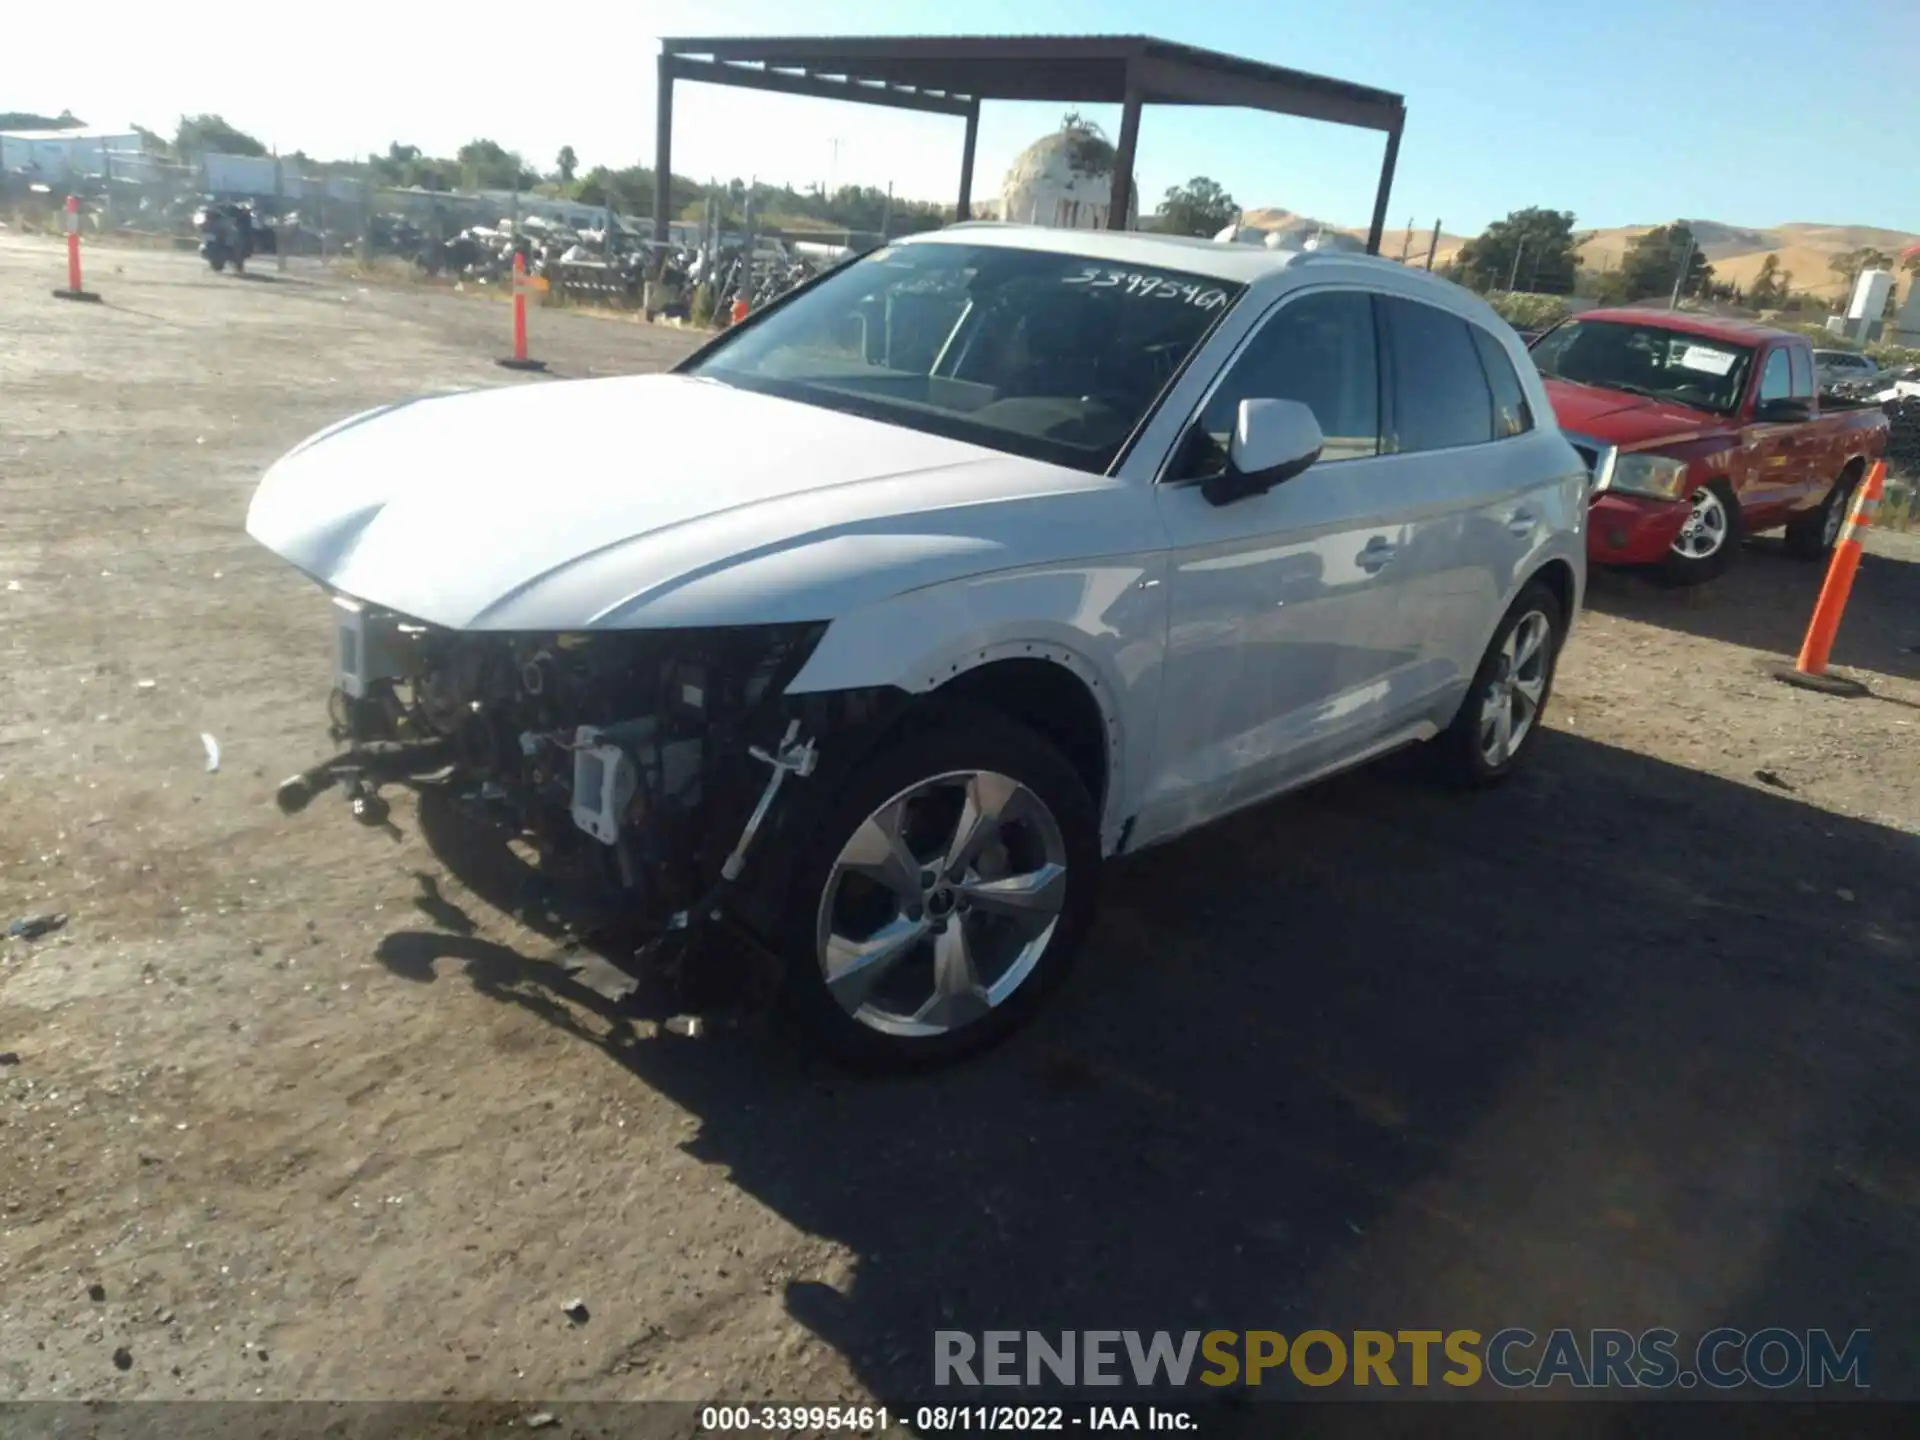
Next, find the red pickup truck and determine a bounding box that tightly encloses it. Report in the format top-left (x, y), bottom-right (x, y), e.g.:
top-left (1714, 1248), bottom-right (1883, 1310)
top-left (1528, 309), bottom-right (1889, 584)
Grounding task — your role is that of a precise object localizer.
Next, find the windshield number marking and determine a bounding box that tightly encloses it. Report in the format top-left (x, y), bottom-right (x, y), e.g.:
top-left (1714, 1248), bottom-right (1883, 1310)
top-left (1063, 267), bottom-right (1230, 308)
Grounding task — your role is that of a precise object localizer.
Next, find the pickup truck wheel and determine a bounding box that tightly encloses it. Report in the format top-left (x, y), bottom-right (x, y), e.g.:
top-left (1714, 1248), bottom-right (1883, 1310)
top-left (777, 707), bottom-right (1101, 1070)
top-left (1430, 580), bottom-right (1566, 788)
top-left (1658, 478), bottom-right (1739, 586)
top-left (1783, 470), bottom-right (1857, 560)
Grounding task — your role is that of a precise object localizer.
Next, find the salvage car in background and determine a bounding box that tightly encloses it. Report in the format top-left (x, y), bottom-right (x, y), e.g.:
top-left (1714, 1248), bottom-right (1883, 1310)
top-left (247, 226), bottom-right (1587, 1068)
top-left (1531, 311), bottom-right (1889, 583)
top-left (1812, 348), bottom-right (1881, 392)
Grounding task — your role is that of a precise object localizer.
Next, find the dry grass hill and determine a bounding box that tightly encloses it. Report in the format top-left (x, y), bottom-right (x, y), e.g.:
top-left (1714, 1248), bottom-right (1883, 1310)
top-left (1241, 207), bottom-right (1918, 300)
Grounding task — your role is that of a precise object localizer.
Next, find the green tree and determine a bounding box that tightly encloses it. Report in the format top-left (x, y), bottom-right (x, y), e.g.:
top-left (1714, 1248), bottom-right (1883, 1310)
top-left (0, 110), bottom-right (84, 130)
top-left (1829, 246), bottom-right (1893, 295)
top-left (1747, 253), bottom-right (1787, 307)
top-left (1155, 176), bottom-right (1238, 238)
top-left (456, 138), bottom-right (536, 191)
top-left (174, 114), bottom-right (267, 159)
top-left (1453, 207), bottom-right (1580, 295)
top-left (1601, 222), bottom-right (1715, 304)
top-left (555, 145), bottom-right (578, 185)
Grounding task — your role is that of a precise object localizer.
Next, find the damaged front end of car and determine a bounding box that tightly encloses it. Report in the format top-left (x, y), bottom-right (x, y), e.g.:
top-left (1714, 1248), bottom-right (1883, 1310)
top-left (273, 595), bottom-right (902, 997)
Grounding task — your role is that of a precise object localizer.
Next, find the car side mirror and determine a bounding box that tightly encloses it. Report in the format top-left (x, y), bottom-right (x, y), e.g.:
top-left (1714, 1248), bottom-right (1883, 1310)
top-left (1755, 397), bottom-right (1810, 423)
top-left (1202, 398), bottom-right (1325, 506)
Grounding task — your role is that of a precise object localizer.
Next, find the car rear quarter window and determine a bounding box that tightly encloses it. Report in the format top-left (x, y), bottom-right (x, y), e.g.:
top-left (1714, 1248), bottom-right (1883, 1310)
top-left (1468, 324), bottom-right (1535, 438)
top-left (1382, 296), bottom-right (1496, 453)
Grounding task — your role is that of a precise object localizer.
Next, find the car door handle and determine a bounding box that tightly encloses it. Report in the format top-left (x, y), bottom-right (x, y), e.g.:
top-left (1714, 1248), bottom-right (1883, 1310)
top-left (1507, 508), bottom-right (1537, 536)
top-left (1357, 537), bottom-right (1397, 572)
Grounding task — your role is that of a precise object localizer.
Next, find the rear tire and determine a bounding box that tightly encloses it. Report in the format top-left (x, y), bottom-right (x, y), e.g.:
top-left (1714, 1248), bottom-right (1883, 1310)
top-left (776, 706), bottom-right (1101, 1071)
top-left (1428, 580), bottom-right (1566, 789)
top-left (1784, 469), bottom-right (1858, 560)
top-left (1658, 478), bottom-right (1740, 586)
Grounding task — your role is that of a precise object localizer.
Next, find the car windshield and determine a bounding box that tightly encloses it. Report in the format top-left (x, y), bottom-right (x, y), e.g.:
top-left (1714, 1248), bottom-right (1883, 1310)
top-left (1530, 320), bottom-right (1754, 415)
top-left (684, 240), bottom-right (1243, 473)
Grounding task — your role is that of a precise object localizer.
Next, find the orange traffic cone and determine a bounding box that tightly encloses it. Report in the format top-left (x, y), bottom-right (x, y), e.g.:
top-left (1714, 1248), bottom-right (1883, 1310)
top-left (496, 252), bottom-right (546, 372)
top-left (1773, 459), bottom-right (1885, 696)
top-left (52, 194), bottom-right (102, 303)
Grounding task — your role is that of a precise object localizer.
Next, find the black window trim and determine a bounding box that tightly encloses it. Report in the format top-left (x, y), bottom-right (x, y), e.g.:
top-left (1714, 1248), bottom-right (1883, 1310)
top-left (1153, 282), bottom-right (1388, 487)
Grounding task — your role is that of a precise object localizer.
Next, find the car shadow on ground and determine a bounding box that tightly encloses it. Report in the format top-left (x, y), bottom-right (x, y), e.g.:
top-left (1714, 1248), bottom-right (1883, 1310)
top-left (1586, 538), bottom-right (1920, 684)
top-left (387, 728), bottom-right (1920, 1407)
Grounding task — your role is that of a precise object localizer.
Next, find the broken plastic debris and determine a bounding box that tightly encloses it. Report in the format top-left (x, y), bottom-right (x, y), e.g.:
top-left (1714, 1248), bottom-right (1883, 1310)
top-left (202, 733), bottom-right (221, 772)
top-left (8, 913), bottom-right (68, 941)
top-left (136, 679), bottom-right (157, 691)
top-left (5, 580), bottom-right (19, 592)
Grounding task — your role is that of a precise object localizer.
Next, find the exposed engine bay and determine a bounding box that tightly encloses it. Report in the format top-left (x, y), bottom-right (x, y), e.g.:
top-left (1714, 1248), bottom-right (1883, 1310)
top-left (274, 596), bottom-right (889, 964)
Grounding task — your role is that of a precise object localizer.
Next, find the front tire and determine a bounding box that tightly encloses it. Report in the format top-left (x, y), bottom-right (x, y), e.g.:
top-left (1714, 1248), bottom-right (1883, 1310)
top-left (1658, 478), bottom-right (1739, 586)
top-left (777, 707), bottom-right (1101, 1070)
top-left (1429, 580), bottom-right (1566, 788)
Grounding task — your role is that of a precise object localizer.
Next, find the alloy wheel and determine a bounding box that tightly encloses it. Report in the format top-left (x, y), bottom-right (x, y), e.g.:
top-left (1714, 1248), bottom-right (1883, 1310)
top-left (1478, 610), bottom-right (1553, 769)
top-left (816, 770), bottom-right (1069, 1037)
top-left (1672, 485), bottom-right (1730, 560)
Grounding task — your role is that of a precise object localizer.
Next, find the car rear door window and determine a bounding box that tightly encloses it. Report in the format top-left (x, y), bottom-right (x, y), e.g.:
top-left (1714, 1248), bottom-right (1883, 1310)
top-left (1382, 297), bottom-right (1496, 453)
top-left (1468, 324), bottom-right (1535, 438)
top-left (1172, 289), bottom-right (1381, 478)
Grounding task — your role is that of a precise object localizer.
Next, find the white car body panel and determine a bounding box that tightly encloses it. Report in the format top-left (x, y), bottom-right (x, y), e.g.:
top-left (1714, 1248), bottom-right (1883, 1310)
top-left (247, 225), bottom-right (1587, 860)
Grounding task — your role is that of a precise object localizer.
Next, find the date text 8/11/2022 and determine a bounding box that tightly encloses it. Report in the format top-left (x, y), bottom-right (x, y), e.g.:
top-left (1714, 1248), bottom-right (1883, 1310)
top-left (698, 1405), bottom-right (1198, 1432)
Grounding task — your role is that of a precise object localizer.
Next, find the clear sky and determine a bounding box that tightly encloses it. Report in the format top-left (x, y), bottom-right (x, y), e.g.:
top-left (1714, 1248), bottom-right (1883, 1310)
top-left (10, 0), bottom-right (1918, 235)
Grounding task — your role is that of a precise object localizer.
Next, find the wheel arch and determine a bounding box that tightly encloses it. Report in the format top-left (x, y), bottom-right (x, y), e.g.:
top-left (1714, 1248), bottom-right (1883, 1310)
top-left (811, 647), bottom-right (1118, 827)
top-left (1529, 556), bottom-right (1579, 629)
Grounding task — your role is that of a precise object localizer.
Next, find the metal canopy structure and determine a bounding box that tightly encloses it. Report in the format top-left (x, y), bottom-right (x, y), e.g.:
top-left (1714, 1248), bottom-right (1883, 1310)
top-left (655, 34), bottom-right (1406, 251)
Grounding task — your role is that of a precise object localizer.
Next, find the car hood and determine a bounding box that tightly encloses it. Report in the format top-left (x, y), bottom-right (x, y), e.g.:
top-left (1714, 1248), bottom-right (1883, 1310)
top-left (1542, 377), bottom-right (1729, 451)
top-left (245, 374), bottom-right (1141, 631)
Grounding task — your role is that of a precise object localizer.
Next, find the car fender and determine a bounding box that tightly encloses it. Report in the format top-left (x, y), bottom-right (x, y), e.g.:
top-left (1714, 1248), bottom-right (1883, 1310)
top-left (785, 557), bottom-right (1170, 851)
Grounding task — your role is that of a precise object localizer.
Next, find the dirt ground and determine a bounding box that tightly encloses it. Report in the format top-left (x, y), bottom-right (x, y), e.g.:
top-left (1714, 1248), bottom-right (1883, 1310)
top-left (4, 235), bottom-right (1920, 1418)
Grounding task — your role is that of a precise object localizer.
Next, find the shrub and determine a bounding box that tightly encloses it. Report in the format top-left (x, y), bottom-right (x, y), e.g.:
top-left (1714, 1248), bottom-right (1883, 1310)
top-left (1481, 291), bottom-right (1573, 330)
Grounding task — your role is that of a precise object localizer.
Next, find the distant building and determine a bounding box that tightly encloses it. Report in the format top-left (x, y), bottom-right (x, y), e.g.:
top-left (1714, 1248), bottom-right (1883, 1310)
top-left (997, 119), bottom-right (1139, 231)
top-left (0, 125), bottom-right (144, 184)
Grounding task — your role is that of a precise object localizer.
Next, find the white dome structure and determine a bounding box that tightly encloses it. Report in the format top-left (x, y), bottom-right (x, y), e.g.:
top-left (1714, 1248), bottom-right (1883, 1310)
top-left (999, 118), bottom-right (1138, 231)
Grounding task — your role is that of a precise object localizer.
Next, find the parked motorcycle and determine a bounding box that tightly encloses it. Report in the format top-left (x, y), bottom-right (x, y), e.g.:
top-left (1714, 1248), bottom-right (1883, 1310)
top-left (196, 202), bottom-right (257, 274)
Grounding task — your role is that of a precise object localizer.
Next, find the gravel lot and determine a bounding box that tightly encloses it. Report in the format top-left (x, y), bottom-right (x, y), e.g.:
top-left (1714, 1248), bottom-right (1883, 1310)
top-left (4, 235), bottom-right (1920, 1415)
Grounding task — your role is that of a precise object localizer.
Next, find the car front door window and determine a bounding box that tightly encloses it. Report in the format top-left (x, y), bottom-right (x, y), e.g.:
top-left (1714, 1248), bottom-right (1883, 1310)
top-left (1759, 348), bottom-right (1792, 404)
top-left (1171, 289), bottom-right (1380, 477)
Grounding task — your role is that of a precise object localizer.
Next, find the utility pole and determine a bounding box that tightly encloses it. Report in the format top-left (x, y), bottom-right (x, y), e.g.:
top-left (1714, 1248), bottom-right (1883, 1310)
top-left (1507, 239), bottom-right (1527, 293)
top-left (1399, 214), bottom-right (1413, 263)
top-left (881, 180), bottom-right (894, 243)
top-left (1668, 233), bottom-right (1697, 310)
top-left (1424, 218), bottom-right (1441, 271)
